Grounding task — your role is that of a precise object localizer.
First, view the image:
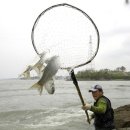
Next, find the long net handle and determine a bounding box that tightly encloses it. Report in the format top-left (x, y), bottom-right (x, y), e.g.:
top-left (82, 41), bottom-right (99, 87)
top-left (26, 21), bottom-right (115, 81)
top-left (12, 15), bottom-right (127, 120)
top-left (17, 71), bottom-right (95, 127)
top-left (70, 69), bottom-right (90, 124)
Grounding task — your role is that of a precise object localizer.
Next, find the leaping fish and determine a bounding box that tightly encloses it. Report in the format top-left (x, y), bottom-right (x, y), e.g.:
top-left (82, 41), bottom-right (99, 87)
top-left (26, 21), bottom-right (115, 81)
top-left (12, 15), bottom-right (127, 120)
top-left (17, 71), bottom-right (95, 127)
top-left (30, 56), bottom-right (60, 95)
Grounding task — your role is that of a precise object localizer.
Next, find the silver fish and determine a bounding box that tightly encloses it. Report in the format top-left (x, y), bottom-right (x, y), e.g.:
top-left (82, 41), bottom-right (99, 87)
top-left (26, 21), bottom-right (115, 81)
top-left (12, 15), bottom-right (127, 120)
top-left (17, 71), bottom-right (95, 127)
top-left (30, 56), bottom-right (60, 95)
top-left (45, 78), bottom-right (55, 94)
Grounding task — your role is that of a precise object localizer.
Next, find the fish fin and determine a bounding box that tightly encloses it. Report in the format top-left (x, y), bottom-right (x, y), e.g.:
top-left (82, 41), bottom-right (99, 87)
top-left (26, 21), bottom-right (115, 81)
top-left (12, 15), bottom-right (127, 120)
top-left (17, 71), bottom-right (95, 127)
top-left (30, 83), bottom-right (43, 95)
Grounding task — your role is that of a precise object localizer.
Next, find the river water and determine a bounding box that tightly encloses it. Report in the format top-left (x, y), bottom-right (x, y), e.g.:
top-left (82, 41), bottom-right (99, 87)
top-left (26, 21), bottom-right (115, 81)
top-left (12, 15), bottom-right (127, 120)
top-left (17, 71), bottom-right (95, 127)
top-left (0, 79), bottom-right (130, 130)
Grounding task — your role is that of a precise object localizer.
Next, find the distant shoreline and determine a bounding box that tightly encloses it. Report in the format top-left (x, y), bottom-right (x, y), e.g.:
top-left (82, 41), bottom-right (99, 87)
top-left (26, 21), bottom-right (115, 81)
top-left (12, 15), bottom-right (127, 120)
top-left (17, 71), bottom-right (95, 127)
top-left (0, 78), bottom-right (130, 81)
top-left (76, 78), bottom-right (130, 81)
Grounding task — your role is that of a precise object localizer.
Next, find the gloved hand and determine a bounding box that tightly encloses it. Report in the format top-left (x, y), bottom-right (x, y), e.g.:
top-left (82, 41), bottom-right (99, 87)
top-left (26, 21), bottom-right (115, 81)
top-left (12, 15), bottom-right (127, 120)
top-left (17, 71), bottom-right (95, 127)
top-left (82, 103), bottom-right (92, 110)
top-left (88, 110), bottom-right (94, 121)
top-left (86, 111), bottom-right (94, 123)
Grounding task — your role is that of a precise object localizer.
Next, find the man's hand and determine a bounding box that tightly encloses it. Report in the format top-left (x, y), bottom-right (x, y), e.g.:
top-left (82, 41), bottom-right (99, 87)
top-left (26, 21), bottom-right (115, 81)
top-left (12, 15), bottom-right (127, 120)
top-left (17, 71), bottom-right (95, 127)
top-left (82, 103), bottom-right (92, 110)
top-left (86, 110), bottom-right (94, 123)
top-left (88, 110), bottom-right (94, 120)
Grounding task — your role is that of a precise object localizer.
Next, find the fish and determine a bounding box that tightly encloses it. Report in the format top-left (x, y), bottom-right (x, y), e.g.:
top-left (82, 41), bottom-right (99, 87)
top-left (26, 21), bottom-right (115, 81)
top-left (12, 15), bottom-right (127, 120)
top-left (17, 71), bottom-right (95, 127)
top-left (19, 65), bottom-right (32, 79)
top-left (30, 56), bottom-right (60, 95)
top-left (45, 78), bottom-right (55, 94)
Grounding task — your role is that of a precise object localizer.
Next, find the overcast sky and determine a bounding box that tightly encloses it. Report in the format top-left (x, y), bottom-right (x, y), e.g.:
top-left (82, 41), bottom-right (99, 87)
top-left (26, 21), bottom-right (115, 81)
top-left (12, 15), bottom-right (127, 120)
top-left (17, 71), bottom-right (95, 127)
top-left (0, 0), bottom-right (130, 79)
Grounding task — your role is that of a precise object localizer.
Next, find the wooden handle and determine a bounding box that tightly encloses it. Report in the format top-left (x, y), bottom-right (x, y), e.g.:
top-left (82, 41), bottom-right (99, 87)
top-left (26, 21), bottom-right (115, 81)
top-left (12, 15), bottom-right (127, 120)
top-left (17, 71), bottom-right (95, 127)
top-left (70, 69), bottom-right (90, 124)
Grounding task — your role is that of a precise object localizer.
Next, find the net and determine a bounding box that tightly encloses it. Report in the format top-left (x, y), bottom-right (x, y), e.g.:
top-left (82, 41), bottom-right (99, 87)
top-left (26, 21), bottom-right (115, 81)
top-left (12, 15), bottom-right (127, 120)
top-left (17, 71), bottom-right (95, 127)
top-left (31, 3), bottom-right (100, 69)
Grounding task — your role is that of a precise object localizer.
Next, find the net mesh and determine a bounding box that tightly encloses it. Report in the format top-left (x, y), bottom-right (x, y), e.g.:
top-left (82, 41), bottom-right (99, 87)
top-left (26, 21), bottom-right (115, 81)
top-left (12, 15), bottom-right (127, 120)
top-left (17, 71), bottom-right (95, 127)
top-left (32, 4), bottom-right (99, 69)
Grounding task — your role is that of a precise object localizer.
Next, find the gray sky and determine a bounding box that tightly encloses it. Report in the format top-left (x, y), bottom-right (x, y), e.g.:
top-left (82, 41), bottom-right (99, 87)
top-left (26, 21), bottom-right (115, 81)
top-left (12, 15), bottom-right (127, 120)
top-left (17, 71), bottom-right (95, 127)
top-left (0, 0), bottom-right (130, 79)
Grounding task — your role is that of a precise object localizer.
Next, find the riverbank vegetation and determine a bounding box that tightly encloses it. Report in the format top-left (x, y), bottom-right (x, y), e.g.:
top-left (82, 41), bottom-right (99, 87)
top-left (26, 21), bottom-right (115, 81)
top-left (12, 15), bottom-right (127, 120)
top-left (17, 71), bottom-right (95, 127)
top-left (76, 66), bottom-right (130, 80)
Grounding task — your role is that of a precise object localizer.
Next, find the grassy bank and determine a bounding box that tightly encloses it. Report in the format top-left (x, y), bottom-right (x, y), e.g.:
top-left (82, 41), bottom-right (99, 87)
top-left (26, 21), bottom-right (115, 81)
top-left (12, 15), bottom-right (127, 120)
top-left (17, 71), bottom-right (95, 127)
top-left (76, 69), bottom-right (130, 80)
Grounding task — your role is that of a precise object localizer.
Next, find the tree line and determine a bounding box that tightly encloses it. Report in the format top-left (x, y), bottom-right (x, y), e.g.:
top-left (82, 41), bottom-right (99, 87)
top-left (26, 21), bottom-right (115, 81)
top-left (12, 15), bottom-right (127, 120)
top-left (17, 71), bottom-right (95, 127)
top-left (76, 66), bottom-right (130, 80)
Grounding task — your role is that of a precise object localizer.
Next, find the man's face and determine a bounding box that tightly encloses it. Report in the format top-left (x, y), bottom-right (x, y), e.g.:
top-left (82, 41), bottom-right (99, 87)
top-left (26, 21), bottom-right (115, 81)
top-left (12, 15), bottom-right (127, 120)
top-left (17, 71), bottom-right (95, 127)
top-left (92, 90), bottom-right (103, 100)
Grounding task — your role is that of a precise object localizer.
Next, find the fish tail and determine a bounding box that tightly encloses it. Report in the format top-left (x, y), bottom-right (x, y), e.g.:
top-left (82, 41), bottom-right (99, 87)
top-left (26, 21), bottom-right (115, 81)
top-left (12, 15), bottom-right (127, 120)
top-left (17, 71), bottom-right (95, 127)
top-left (30, 83), bottom-right (43, 95)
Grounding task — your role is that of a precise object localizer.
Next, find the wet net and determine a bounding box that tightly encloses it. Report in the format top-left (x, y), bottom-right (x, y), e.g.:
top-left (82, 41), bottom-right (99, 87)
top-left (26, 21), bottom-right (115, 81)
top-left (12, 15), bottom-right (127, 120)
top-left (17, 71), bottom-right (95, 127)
top-left (31, 3), bottom-right (100, 70)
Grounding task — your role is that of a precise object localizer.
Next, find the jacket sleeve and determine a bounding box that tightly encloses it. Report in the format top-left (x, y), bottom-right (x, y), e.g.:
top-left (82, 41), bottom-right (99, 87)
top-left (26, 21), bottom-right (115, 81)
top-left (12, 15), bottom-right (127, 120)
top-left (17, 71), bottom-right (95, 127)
top-left (90, 98), bottom-right (107, 114)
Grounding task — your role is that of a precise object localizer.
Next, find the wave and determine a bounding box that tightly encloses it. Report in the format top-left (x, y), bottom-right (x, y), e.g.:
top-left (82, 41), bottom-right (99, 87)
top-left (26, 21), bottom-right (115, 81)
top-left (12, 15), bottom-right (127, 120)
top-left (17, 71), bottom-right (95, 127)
top-left (0, 89), bottom-right (27, 92)
top-left (0, 108), bottom-right (85, 129)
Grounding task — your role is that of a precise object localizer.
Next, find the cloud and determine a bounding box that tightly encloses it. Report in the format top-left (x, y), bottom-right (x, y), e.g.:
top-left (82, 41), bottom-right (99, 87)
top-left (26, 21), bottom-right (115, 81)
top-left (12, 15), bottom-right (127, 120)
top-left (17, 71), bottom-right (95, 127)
top-left (0, 0), bottom-right (130, 79)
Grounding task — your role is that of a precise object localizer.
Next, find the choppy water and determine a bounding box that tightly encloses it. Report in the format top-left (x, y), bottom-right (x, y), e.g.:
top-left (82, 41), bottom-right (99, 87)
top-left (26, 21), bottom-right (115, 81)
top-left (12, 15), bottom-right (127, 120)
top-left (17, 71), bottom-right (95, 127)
top-left (0, 79), bottom-right (130, 130)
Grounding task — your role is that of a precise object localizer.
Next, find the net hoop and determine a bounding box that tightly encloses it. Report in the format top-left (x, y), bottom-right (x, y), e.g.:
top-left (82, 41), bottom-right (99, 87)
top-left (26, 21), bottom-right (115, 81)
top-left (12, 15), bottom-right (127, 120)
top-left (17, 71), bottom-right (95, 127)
top-left (31, 3), bottom-right (100, 69)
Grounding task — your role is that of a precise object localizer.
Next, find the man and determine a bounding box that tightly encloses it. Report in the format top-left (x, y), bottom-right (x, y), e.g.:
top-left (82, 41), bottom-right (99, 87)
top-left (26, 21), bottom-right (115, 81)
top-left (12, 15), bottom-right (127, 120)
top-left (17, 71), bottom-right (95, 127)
top-left (82, 85), bottom-right (115, 130)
